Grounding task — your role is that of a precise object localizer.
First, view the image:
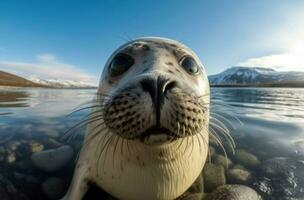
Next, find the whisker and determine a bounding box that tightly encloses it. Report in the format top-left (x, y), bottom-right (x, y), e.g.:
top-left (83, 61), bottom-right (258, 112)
top-left (208, 126), bottom-right (229, 168)
top-left (112, 136), bottom-right (120, 169)
top-left (66, 105), bottom-right (105, 118)
top-left (211, 112), bottom-right (236, 129)
top-left (102, 135), bottom-right (115, 173)
top-left (84, 125), bottom-right (107, 147)
top-left (210, 120), bottom-right (236, 151)
top-left (62, 116), bottom-right (105, 141)
top-left (210, 118), bottom-right (234, 143)
top-left (211, 102), bottom-right (243, 126)
top-left (97, 133), bottom-right (112, 176)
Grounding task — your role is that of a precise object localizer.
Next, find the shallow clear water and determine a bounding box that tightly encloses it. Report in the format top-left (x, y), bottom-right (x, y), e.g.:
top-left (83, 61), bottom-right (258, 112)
top-left (0, 87), bottom-right (304, 199)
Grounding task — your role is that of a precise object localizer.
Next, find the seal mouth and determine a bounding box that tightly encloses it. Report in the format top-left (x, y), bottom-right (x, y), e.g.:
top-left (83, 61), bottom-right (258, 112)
top-left (143, 127), bottom-right (172, 136)
top-left (139, 126), bottom-right (176, 145)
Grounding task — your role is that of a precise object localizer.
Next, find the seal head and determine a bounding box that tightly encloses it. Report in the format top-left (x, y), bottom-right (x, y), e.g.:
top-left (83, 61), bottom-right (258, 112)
top-left (64, 37), bottom-right (210, 200)
top-left (101, 37), bottom-right (209, 145)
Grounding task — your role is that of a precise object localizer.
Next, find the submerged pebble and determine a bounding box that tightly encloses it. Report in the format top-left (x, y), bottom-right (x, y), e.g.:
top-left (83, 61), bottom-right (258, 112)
top-left (226, 168), bottom-right (252, 184)
top-left (31, 145), bottom-right (74, 172)
top-left (6, 151), bottom-right (16, 164)
top-left (0, 175), bottom-right (29, 200)
top-left (205, 184), bottom-right (262, 200)
top-left (29, 141), bottom-right (44, 153)
top-left (42, 177), bottom-right (66, 200)
top-left (213, 154), bottom-right (232, 168)
top-left (234, 149), bottom-right (260, 169)
top-left (203, 163), bottom-right (226, 192)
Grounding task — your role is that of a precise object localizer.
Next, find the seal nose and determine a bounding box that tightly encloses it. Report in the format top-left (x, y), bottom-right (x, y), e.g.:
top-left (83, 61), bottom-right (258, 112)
top-left (140, 77), bottom-right (177, 126)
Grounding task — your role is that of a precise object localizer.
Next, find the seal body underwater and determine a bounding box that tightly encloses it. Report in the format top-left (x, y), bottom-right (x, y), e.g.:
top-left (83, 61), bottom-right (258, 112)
top-left (62, 37), bottom-right (210, 200)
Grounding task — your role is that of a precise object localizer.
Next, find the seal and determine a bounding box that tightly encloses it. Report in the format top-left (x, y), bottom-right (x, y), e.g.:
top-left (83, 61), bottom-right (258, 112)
top-left (63, 37), bottom-right (210, 200)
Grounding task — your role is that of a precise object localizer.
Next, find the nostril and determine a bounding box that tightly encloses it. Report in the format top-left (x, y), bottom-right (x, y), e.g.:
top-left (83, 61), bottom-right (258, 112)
top-left (140, 79), bottom-right (157, 100)
top-left (163, 81), bottom-right (177, 94)
top-left (140, 77), bottom-right (175, 127)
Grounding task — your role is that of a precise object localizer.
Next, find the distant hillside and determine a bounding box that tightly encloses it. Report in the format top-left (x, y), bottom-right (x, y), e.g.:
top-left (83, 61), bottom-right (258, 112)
top-left (208, 67), bottom-right (304, 87)
top-left (0, 71), bottom-right (97, 88)
top-left (0, 71), bottom-right (46, 87)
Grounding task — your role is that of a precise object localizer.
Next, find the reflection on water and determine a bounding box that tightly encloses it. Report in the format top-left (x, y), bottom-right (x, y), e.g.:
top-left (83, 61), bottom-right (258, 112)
top-left (0, 89), bottom-right (30, 108)
top-left (212, 88), bottom-right (304, 122)
top-left (0, 87), bottom-right (303, 199)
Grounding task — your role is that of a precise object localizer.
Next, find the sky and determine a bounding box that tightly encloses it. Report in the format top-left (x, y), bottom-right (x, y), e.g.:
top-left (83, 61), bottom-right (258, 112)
top-left (0, 0), bottom-right (304, 85)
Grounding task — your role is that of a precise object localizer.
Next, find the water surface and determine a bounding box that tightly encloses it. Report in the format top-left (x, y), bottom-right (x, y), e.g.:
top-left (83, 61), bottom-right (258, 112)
top-left (0, 87), bottom-right (304, 199)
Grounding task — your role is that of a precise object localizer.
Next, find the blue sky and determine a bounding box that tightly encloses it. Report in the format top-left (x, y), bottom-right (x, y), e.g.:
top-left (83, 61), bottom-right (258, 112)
top-left (0, 0), bottom-right (304, 84)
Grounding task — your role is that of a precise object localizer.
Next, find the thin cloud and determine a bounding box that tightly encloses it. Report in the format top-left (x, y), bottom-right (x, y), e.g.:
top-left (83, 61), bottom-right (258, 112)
top-left (239, 7), bottom-right (304, 72)
top-left (238, 51), bottom-right (304, 72)
top-left (0, 53), bottom-right (99, 85)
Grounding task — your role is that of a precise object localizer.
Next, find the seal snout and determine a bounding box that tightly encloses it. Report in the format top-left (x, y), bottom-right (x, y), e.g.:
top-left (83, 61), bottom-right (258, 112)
top-left (140, 76), bottom-right (177, 126)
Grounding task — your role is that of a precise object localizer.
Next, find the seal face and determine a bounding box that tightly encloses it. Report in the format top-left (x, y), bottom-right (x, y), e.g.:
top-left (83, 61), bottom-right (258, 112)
top-left (63, 37), bottom-right (210, 200)
top-left (102, 38), bottom-right (209, 145)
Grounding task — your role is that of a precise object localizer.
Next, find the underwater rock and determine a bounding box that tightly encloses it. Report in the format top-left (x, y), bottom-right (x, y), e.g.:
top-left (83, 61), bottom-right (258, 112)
top-left (213, 154), bottom-right (232, 168)
top-left (203, 163), bottom-right (226, 192)
top-left (6, 151), bottom-right (16, 164)
top-left (31, 145), bottom-right (74, 172)
top-left (226, 168), bottom-right (252, 184)
top-left (42, 177), bottom-right (66, 200)
top-left (175, 175), bottom-right (205, 200)
top-left (253, 157), bottom-right (304, 199)
top-left (29, 141), bottom-right (44, 153)
top-left (13, 173), bottom-right (42, 199)
top-left (179, 193), bottom-right (204, 200)
top-left (43, 138), bottom-right (62, 149)
top-left (230, 164), bottom-right (247, 170)
top-left (5, 140), bottom-right (34, 161)
top-left (71, 140), bottom-right (84, 152)
top-left (15, 159), bottom-right (35, 174)
top-left (234, 149), bottom-right (260, 169)
top-left (13, 172), bottom-right (41, 186)
top-left (205, 184), bottom-right (262, 200)
top-left (208, 146), bottom-right (216, 156)
top-left (0, 175), bottom-right (29, 200)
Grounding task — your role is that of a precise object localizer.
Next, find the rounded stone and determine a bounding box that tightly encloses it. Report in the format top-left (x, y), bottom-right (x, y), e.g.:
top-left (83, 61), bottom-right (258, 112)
top-left (42, 177), bottom-right (66, 200)
top-left (213, 154), bottom-right (232, 168)
top-left (6, 151), bottom-right (16, 164)
top-left (43, 138), bottom-right (62, 149)
top-left (31, 145), bottom-right (74, 172)
top-left (205, 184), bottom-right (262, 200)
top-left (29, 141), bottom-right (44, 153)
top-left (226, 168), bottom-right (252, 184)
top-left (234, 149), bottom-right (260, 169)
top-left (203, 163), bottom-right (226, 192)
top-left (208, 146), bottom-right (216, 156)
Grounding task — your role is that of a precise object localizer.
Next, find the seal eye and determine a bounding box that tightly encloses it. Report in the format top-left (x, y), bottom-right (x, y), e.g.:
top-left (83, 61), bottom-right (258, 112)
top-left (109, 53), bottom-right (134, 76)
top-left (180, 56), bottom-right (199, 75)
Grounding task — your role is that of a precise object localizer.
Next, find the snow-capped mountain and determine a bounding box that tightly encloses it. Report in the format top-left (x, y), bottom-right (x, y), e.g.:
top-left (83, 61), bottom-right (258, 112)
top-left (30, 78), bottom-right (97, 88)
top-left (208, 66), bottom-right (304, 86)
